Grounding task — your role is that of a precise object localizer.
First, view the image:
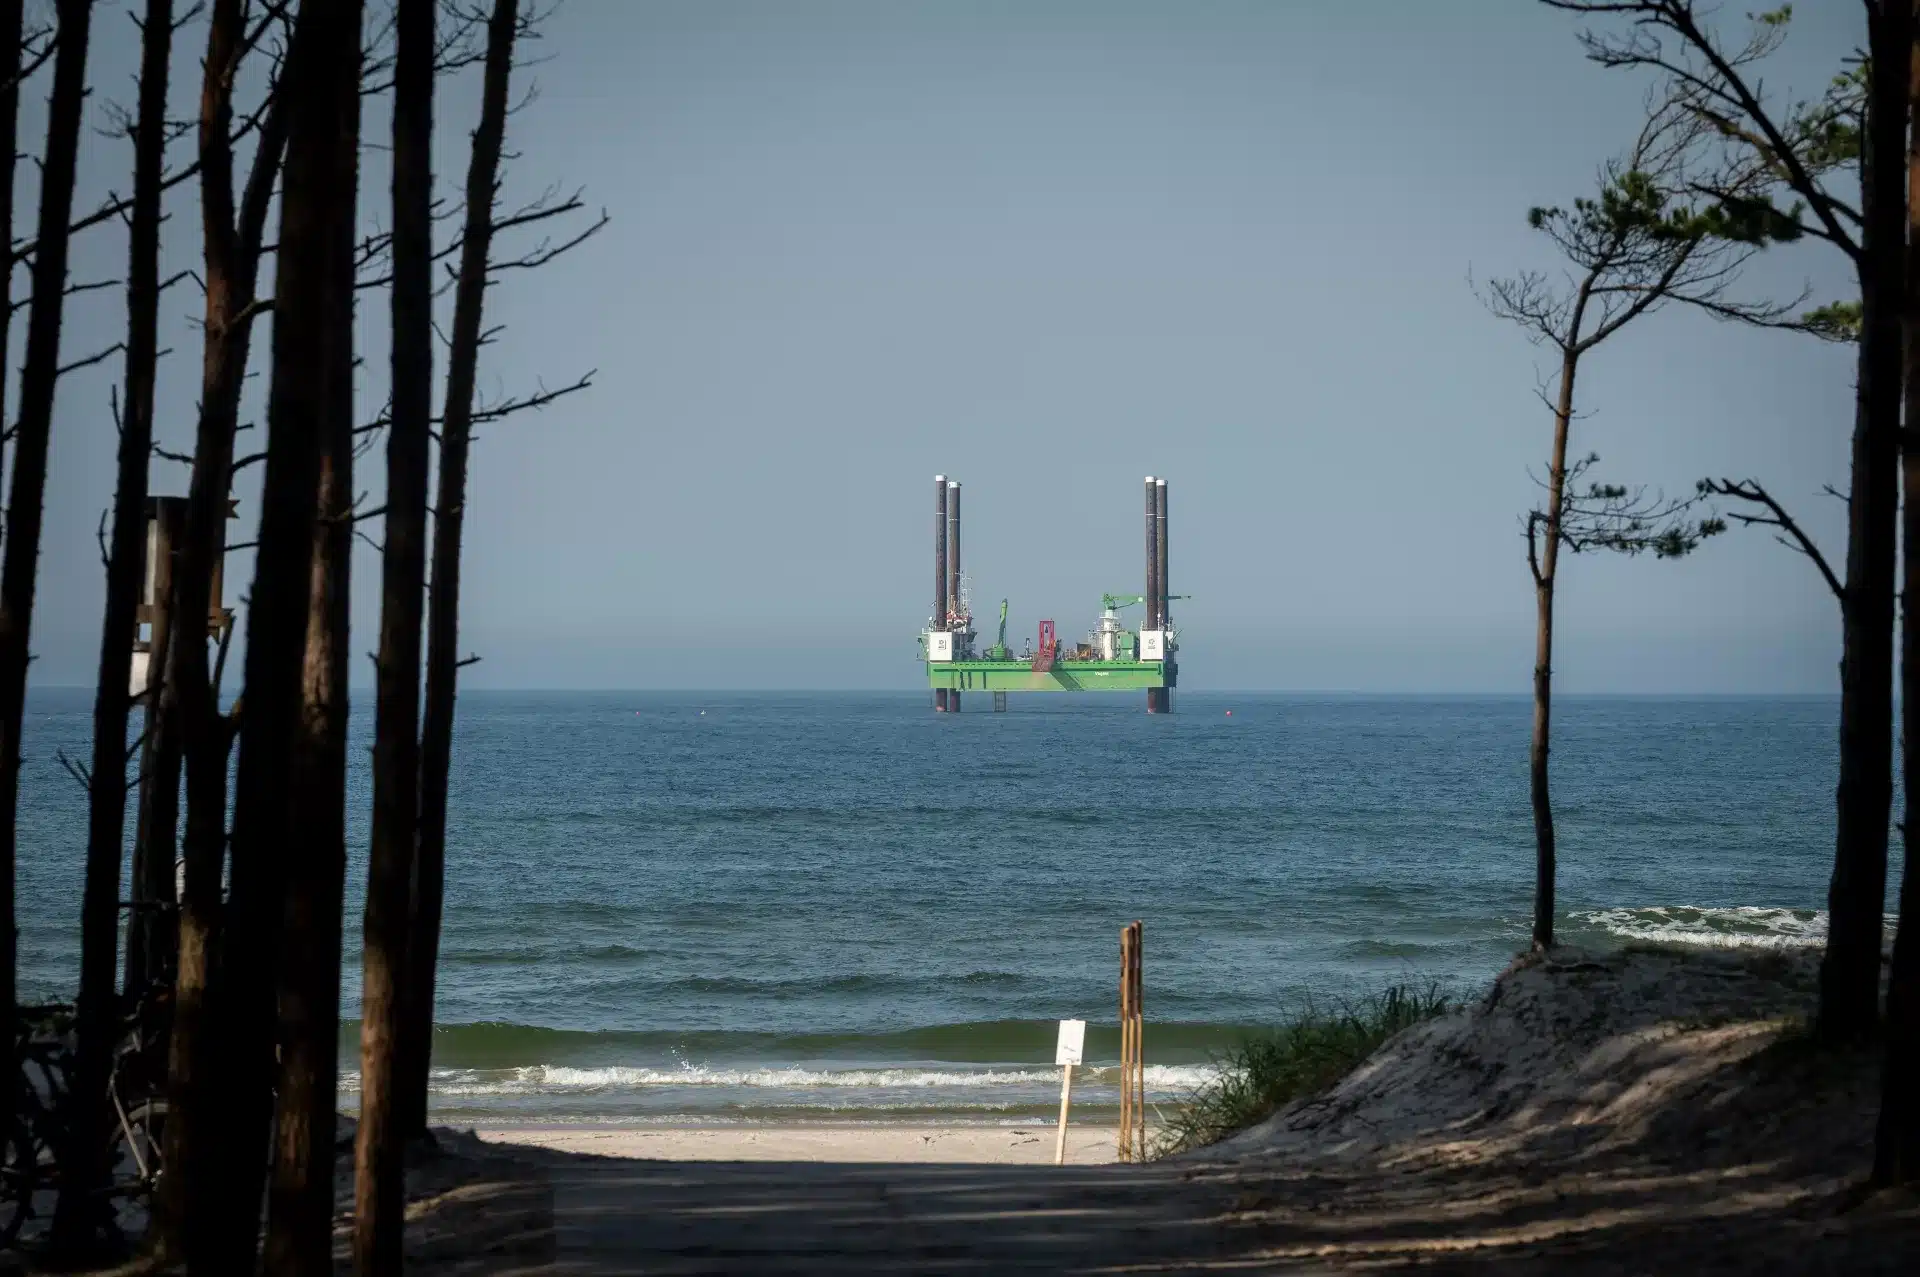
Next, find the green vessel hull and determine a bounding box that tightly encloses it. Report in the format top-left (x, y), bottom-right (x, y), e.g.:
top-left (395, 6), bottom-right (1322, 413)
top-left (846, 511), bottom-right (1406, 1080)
top-left (925, 660), bottom-right (1173, 693)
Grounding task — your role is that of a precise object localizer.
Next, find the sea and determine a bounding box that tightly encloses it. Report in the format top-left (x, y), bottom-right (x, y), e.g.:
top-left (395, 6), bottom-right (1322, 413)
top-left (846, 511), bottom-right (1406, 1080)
top-left (15, 689), bottom-right (1843, 1127)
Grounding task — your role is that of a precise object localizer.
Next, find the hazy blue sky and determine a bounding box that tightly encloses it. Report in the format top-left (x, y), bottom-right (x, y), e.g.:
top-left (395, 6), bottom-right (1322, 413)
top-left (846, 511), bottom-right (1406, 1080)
top-left (23, 1), bottom-right (1864, 691)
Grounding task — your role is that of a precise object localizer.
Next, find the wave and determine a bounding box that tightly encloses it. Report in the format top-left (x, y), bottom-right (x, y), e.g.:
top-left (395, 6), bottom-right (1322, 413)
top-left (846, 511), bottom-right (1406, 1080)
top-left (337, 1017), bottom-right (1268, 1068)
top-left (340, 1061), bottom-right (1218, 1099)
top-left (503, 802), bottom-right (1286, 835)
top-left (1339, 939), bottom-right (1453, 959)
top-left (1573, 906), bottom-right (1836, 950)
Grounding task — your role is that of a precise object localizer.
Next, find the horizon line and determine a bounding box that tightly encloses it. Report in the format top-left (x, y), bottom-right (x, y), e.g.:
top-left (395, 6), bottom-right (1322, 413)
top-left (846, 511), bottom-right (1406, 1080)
top-left (24, 685), bottom-right (1843, 699)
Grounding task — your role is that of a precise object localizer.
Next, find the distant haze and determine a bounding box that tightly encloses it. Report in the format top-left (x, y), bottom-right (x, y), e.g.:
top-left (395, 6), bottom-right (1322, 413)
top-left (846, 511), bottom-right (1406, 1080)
top-left (26, 1), bottom-right (1860, 693)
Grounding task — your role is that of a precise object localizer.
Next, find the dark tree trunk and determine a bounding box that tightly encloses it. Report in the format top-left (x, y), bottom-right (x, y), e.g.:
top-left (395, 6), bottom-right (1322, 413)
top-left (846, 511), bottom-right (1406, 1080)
top-left (397, 0), bottom-right (522, 1141)
top-left (154, 1), bottom-right (288, 1263)
top-left (263, 3), bottom-right (359, 1263)
top-left (52, 3), bottom-right (174, 1253)
top-left (0, 2), bottom-right (25, 523)
top-left (213, 0), bottom-right (359, 1263)
top-left (1874, 0), bottom-right (1920, 1186)
top-left (124, 494), bottom-right (181, 1001)
top-left (356, 0), bottom-right (433, 1264)
top-left (1820, 0), bottom-right (1909, 1047)
top-left (0, 0), bottom-right (92, 1245)
top-left (1529, 348), bottom-right (1579, 952)
top-left (0, 1), bottom-right (21, 512)
top-left (0, 0), bottom-right (24, 1194)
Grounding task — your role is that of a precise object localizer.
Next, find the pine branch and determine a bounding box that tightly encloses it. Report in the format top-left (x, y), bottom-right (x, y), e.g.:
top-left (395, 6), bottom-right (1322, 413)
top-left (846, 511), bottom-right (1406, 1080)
top-left (1539, 0), bottom-right (1861, 260)
top-left (1698, 476), bottom-right (1844, 602)
top-left (56, 749), bottom-right (92, 793)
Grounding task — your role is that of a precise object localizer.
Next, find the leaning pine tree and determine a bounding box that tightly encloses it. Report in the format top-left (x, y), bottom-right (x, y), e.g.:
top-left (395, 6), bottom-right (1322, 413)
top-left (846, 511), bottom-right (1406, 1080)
top-left (1479, 101), bottom-right (1786, 949)
top-left (1543, 0), bottom-right (1908, 1050)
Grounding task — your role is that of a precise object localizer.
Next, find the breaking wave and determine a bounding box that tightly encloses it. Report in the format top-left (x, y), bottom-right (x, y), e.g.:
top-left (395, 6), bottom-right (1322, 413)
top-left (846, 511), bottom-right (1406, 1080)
top-left (1574, 906), bottom-right (1830, 950)
top-left (339, 1061), bottom-right (1217, 1099)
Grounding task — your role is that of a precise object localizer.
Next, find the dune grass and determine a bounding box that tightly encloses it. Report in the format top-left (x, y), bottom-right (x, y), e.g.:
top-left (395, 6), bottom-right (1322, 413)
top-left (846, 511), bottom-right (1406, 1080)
top-left (1150, 983), bottom-right (1455, 1158)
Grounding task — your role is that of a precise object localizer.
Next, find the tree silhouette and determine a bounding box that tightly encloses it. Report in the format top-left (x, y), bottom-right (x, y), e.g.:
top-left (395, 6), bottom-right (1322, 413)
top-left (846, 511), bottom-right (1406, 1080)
top-left (1480, 101), bottom-right (1780, 949)
top-left (1541, 0), bottom-right (1909, 1050)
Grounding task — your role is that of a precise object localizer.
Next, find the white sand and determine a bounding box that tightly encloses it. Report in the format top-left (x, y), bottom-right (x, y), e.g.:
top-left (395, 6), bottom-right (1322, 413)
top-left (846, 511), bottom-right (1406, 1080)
top-left (1208, 943), bottom-right (1819, 1164)
top-left (472, 1122), bottom-right (1128, 1164)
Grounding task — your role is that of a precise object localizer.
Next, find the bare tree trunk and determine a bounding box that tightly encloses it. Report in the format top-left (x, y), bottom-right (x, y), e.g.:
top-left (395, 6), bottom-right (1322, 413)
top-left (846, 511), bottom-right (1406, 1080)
top-left (355, 1), bottom-right (433, 1262)
top-left (263, 6), bottom-right (359, 1264)
top-left (125, 494), bottom-right (180, 1001)
top-left (0, 0), bottom-right (92, 1241)
top-left (153, 1), bottom-right (288, 1263)
top-left (1529, 349), bottom-right (1579, 952)
top-left (0, 0), bottom-right (25, 1202)
top-left (0, 3), bottom-right (22, 530)
top-left (262, 1), bottom-right (360, 1269)
top-left (397, 0), bottom-right (522, 1141)
top-left (52, 2), bottom-right (173, 1254)
top-left (1875, 0), bottom-right (1920, 1186)
top-left (213, 0), bottom-right (357, 1262)
top-left (1821, 0), bottom-right (1910, 1048)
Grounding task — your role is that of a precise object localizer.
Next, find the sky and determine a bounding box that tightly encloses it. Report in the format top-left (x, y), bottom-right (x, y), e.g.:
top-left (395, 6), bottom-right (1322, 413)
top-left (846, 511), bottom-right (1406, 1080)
top-left (19, 0), bottom-right (1867, 692)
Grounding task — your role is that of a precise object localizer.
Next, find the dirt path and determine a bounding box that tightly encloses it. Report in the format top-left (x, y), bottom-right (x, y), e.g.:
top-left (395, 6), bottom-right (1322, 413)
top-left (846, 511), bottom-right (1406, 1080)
top-left (523, 1153), bottom-right (1223, 1274)
top-left (418, 1131), bottom-right (1918, 1275)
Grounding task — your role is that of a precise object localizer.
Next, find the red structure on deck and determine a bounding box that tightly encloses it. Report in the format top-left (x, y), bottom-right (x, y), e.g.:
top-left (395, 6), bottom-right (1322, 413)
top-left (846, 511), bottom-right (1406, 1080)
top-left (1031, 620), bottom-right (1057, 673)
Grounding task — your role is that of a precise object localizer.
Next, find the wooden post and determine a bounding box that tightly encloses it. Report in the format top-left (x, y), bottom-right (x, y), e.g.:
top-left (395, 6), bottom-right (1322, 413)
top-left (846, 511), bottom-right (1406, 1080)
top-left (1116, 920), bottom-right (1145, 1162)
top-left (1132, 921), bottom-right (1145, 1158)
top-left (1053, 1017), bottom-right (1084, 1167)
top-left (1054, 1063), bottom-right (1074, 1165)
top-left (1117, 926), bottom-right (1130, 1161)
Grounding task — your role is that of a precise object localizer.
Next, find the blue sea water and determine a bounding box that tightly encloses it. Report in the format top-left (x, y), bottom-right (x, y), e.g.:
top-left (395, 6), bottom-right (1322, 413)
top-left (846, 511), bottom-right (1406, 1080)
top-left (15, 689), bottom-right (1839, 1124)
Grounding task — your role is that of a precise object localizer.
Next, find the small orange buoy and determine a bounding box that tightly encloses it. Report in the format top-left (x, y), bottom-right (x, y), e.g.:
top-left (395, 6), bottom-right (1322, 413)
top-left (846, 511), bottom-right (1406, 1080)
top-left (1225, 710), bottom-right (1233, 716)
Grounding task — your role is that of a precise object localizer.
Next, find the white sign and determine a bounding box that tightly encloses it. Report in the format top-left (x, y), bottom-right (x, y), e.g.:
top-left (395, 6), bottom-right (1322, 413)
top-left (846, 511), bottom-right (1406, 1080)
top-left (1139, 630), bottom-right (1166, 661)
top-left (927, 630), bottom-right (954, 662)
top-left (1055, 1018), bottom-right (1086, 1066)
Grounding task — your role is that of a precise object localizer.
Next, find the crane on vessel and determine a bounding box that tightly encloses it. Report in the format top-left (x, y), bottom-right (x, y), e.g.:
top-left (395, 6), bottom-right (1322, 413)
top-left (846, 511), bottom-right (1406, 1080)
top-left (1101, 592), bottom-right (1188, 612)
top-left (1088, 592), bottom-right (1189, 661)
top-left (987, 599), bottom-right (1011, 660)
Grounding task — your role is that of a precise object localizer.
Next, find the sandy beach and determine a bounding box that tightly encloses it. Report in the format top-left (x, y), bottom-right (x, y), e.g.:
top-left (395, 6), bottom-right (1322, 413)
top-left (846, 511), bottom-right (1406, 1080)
top-left (361, 948), bottom-right (1916, 1274)
top-left (472, 1122), bottom-right (1127, 1164)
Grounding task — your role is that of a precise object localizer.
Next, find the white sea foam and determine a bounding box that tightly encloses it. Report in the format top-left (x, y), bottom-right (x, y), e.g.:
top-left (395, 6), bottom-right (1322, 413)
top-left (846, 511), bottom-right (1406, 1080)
top-left (340, 1061), bottom-right (1218, 1098)
top-left (1575, 906), bottom-right (1832, 950)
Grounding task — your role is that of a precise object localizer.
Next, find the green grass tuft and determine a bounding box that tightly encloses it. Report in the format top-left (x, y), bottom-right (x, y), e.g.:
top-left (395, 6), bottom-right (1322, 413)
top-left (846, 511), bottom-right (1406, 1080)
top-left (1149, 983), bottom-right (1455, 1159)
